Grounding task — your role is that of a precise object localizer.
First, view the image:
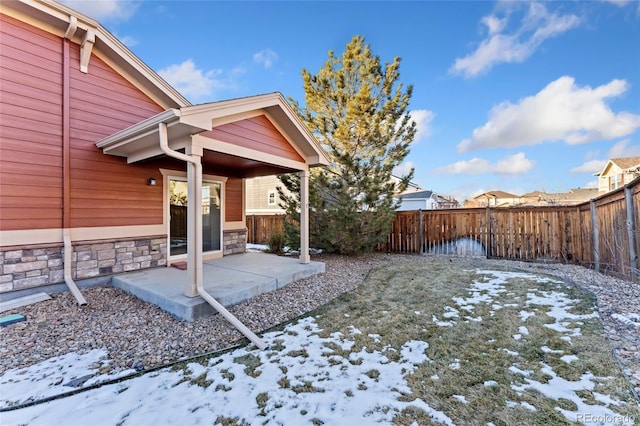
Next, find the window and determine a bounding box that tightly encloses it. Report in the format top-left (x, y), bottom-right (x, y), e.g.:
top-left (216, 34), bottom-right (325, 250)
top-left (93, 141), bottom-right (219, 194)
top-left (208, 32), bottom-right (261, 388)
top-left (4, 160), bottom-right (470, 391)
top-left (169, 179), bottom-right (221, 256)
top-left (267, 190), bottom-right (277, 206)
top-left (609, 174), bottom-right (623, 191)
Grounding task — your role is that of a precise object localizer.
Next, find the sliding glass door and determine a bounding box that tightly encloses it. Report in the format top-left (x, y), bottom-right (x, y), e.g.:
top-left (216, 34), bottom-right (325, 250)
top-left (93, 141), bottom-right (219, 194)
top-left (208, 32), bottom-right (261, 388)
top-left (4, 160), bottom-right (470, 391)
top-left (169, 179), bottom-right (221, 257)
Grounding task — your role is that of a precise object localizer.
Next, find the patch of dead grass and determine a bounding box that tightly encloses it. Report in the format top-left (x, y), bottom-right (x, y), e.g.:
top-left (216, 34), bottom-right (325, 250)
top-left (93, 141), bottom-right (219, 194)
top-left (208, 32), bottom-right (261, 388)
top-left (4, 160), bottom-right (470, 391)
top-left (310, 260), bottom-right (640, 425)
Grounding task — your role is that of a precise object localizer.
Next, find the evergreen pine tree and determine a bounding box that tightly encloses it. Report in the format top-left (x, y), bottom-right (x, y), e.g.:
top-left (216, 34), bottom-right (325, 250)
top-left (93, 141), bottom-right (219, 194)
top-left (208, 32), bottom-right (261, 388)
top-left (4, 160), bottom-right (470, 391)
top-left (279, 35), bottom-right (416, 255)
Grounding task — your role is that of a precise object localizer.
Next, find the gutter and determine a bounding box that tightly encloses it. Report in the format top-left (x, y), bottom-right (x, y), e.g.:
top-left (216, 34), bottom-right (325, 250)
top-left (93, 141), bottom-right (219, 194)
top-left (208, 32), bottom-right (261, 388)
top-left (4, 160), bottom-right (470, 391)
top-left (158, 122), bottom-right (267, 350)
top-left (63, 230), bottom-right (87, 306)
top-left (61, 16), bottom-right (86, 306)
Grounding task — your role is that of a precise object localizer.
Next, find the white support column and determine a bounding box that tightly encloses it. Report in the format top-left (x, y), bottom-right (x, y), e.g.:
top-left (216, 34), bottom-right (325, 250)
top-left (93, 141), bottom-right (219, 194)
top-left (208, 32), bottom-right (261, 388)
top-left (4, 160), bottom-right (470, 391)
top-left (299, 169), bottom-right (310, 264)
top-left (185, 145), bottom-right (203, 297)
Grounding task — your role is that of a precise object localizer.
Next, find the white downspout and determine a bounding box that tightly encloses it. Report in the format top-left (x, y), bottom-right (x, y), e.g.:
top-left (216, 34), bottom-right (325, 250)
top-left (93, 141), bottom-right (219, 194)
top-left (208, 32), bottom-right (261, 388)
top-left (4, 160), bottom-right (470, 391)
top-left (63, 229), bottom-right (87, 306)
top-left (158, 122), bottom-right (267, 350)
top-left (61, 17), bottom-right (86, 306)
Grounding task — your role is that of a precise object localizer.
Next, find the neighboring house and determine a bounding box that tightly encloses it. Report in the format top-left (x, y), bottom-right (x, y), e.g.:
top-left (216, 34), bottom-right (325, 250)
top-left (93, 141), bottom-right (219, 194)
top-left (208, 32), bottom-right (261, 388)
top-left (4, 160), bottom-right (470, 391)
top-left (464, 191), bottom-right (522, 208)
top-left (521, 188), bottom-right (597, 206)
top-left (245, 173), bottom-right (421, 215)
top-left (0, 0), bottom-right (329, 298)
top-left (435, 193), bottom-right (459, 209)
top-left (395, 190), bottom-right (439, 211)
top-left (389, 174), bottom-right (422, 193)
top-left (594, 157), bottom-right (640, 194)
top-left (245, 175), bottom-right (288, 215)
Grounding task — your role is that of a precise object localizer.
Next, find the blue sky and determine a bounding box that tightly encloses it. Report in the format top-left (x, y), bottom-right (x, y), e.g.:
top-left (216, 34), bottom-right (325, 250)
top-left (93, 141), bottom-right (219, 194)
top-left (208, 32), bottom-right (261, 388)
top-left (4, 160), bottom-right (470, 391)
top-left (64, 0), bottom-right (640, 202)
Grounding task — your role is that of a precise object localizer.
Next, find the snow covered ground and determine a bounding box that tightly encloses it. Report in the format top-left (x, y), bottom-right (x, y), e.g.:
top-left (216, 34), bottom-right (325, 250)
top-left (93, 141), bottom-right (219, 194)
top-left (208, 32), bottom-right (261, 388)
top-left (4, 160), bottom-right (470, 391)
top-left (0, 269), bottom-right (636, 425)
top-left (1, 317), bottom-right (454, 425)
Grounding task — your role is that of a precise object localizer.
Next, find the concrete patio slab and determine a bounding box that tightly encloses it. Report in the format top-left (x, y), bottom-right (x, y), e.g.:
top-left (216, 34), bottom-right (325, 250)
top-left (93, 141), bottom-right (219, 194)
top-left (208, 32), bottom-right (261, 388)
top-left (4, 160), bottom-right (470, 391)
top-left (111, 252), bottom-right (324, 321)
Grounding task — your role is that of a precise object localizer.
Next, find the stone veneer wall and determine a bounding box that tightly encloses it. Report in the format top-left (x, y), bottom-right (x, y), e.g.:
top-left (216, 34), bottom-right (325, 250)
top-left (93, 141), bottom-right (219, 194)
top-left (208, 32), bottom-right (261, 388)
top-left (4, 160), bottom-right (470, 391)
top-left (0, 237), bottom-right (167, 293)
top-left (223, 229), bottom-right (247, 255)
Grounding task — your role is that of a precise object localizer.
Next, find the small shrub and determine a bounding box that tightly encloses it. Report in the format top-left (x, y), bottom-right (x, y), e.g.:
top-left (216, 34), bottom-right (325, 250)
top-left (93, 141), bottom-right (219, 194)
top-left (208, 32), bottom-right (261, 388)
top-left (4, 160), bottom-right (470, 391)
top-left (267, 232), bottom-right (285, 253)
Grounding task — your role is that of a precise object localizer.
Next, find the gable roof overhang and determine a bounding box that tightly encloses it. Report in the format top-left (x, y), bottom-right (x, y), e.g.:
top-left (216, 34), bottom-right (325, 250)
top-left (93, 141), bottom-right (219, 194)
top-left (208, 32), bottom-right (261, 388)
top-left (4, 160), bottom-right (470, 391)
top-left (96, 93), bottom-right (330, 176)
top-left (594, 157), bottom-right (640, 177)
top-left (2, 0), bottom-right (189, 109)
top-left (594, 160), bottom-right (617, 177)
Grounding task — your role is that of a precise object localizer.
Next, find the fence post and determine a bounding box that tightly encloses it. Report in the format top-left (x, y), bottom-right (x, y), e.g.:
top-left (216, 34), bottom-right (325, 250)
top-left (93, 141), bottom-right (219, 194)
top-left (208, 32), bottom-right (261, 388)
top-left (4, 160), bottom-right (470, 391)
top-left (418, 210), bottom-right (424, 254)
top-left (624, 186), bottom-right (638, 281)
top-left (590, 200), bottom-right (600, 273)
top-left (485, 206), bottom-right (491, 258)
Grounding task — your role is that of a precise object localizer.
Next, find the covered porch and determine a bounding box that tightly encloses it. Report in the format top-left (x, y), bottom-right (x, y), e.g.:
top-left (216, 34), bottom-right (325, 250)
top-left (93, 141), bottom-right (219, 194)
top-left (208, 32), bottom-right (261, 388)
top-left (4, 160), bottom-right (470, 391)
top-left (96, 93), bottom-right (330, 349)
top-left (111, 252), bottom-right (324, 321)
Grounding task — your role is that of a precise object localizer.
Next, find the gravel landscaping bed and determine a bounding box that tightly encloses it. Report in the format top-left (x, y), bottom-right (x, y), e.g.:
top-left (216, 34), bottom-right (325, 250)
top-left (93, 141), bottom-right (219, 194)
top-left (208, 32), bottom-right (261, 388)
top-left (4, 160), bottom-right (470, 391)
top-left (1, 253), bottom-right (638, 398)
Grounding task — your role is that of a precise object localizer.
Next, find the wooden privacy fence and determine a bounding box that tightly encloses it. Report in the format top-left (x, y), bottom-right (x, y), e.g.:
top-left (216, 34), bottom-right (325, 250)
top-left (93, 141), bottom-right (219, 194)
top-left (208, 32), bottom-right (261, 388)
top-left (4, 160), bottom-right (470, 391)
top-left (246, 176), bottom-right (640, 282)
top-left (384, 177), bottom-right (640, 283)
top-left (246, 214), bottom-right (285, 245)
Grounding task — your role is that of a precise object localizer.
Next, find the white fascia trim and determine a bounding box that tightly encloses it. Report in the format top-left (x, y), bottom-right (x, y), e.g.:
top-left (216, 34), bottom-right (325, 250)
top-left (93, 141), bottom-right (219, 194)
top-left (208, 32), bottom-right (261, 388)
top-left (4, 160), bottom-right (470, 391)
top-left (179, 93), bottom-right (329, 166)
top-left (1, 225), bottom-right (166, 248)
top-left (277, 102), bottom-right (331, 166)
top-left (17, 0), bottom-right (190, 107)
top-left (92, 25), bottom-right (190, 107)
top-left (160, 169), bottom-right (228, 183)
top-left (262, 110), bottom-right (307, 162)
top-left (181, 93), bottom-right (281, 120)
top-left (96, 109), bottom-right (180, 150)
top-left (192, 134), bottom-right (308, 172)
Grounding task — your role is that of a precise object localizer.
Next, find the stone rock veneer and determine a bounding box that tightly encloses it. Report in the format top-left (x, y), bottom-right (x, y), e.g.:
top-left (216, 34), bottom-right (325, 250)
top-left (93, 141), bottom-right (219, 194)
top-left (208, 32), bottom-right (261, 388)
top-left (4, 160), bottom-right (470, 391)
top-left (223, 230), bottom-right (247, 255)
top-left (0, 237), bottom-right (167, 293)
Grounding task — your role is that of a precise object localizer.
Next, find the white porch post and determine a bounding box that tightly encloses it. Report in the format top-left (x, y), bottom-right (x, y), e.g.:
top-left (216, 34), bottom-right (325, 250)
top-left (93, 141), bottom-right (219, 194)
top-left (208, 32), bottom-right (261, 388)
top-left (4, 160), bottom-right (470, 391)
top-left (299, 169), bottom-right (310, 264)
top-left (185, 145), bottom-right (203, 297)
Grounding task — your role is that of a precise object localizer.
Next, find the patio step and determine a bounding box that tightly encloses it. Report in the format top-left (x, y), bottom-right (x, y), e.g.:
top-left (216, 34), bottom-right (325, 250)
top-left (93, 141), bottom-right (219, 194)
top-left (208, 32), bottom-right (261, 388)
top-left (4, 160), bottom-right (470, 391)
top-left (111, 253), bottom-right (324, 321)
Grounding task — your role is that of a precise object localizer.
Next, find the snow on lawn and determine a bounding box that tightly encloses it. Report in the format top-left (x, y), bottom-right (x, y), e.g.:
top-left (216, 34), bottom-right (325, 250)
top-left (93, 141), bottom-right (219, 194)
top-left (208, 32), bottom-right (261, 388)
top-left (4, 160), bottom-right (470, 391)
top-left (0, 269), bottom-right (635, 425)
top-left (0, 316), bottom-right (454, 426)
top-left (438, 270), bottom-right (635, 425)
top-left (0, 349), bottom-right (137, 408)
top-left (511, 364), bottom-right (625, 424)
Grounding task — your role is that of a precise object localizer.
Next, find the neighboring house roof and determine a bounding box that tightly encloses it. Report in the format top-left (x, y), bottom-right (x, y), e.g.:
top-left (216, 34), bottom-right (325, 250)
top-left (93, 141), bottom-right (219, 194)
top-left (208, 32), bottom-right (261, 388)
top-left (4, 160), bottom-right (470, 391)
top-left (397, 190), bottom-right (434, 200)
top-left (389, 174), bottom-right (422, 194)
top-left (473, 191), bottom-right (519, 199)
top-left (594, 156), bottom-right (640, 176)
top-left (435, 194), bottom-right (459, 206)
top-left (611, 157), bottom-right (640, 170)
top-left (1, 0), bottom-right (190, 109)
top-left (566, 188), bottom-right (598, 199)
top-left (522, 188), bottom-right (597, 205)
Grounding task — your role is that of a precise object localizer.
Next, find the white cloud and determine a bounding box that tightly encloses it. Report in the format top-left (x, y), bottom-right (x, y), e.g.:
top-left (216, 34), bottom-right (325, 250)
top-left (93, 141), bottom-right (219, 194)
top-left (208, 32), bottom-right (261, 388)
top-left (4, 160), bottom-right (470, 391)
top-left (393, 161), bottom-right (415, 178)
top-left (451, 3), bottom-right (581, 78)
top-left (433, 152), bottom-right (534, 175)
top-left (604, 0), bottom-right (631, 6)
top-left (607, 138), bottom-right (640, 158)
top-left (253, 49), bottom-right (278, 69)
top-left (481, 15), bottom-right (507, 35)
top-left (158, 59), bottom-right (243, 103)
top-left (570, 160), bottom-right (607, 174)
top-left (117, 35), bottom-right (138, 47)
top-left (61, 0), bottom-right (139, 21)
top-left (584, 180), bottom-right (599, 189)
top-left (410, 109), bottom-right (435, 142)
top-left (457, 76), bottom-right (640, 153)
top-left (569, 139), bottom-right (639, 174)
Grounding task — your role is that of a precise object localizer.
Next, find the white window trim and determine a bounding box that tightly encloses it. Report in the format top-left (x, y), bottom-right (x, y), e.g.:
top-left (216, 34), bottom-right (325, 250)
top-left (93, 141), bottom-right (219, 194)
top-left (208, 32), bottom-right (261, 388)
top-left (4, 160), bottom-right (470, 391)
top-left (161, 169), bottom-right (227, 262)
top-left (267, 190), bottom-right (277, 206)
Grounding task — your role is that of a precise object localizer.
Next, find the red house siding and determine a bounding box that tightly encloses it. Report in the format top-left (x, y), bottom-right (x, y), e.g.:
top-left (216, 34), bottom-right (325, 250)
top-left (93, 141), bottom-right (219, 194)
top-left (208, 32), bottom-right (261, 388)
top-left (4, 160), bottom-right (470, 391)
top-left (0, 13), bottom-right (64, 230)
top-left (225, 178), bottom-right (243, 222)
top-left (0, 14), bottom-right (168, 232)
top-left (203, 115), bottom-right (305, 163)
top-left (67, 44), bottom-right (165, 228)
